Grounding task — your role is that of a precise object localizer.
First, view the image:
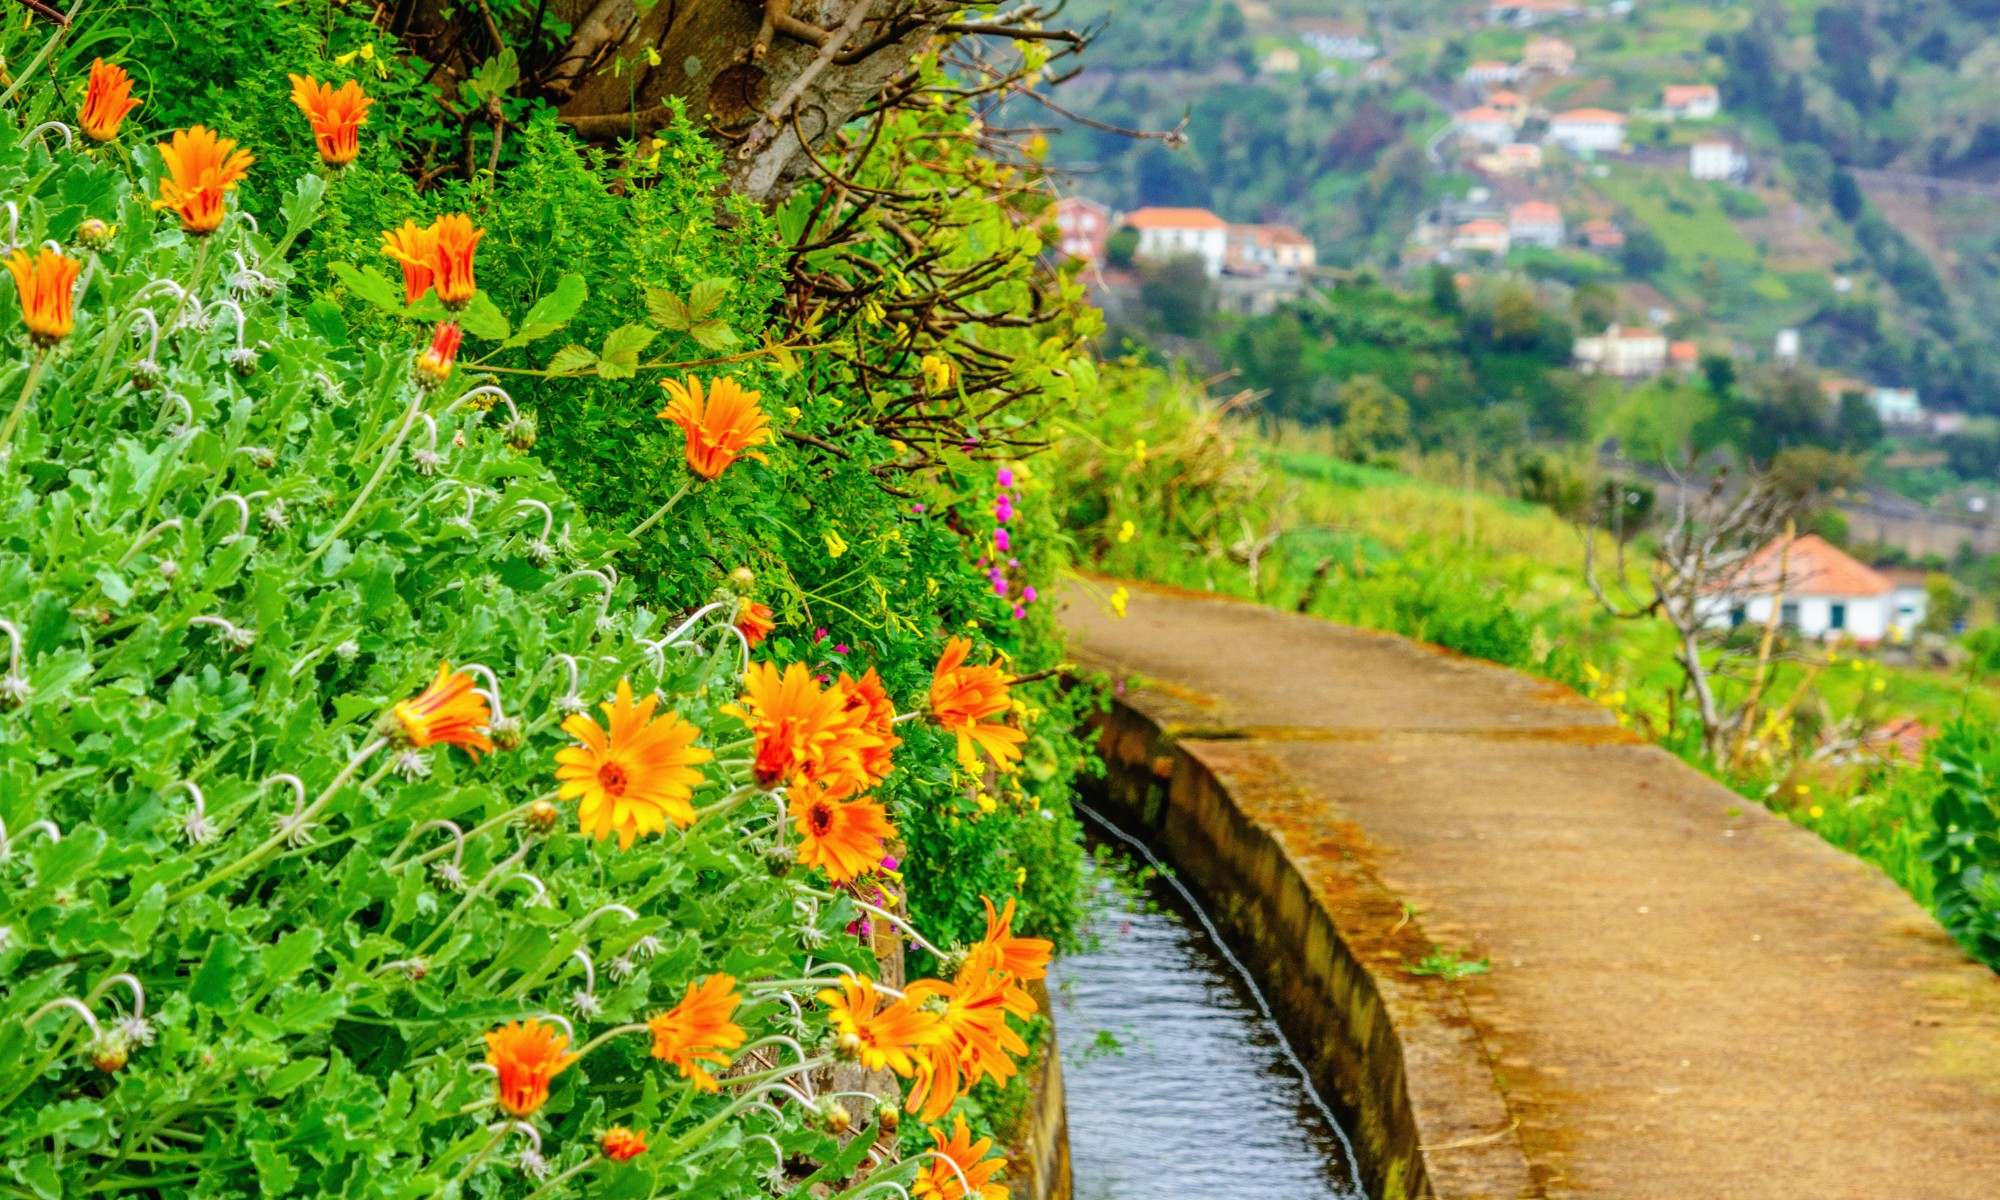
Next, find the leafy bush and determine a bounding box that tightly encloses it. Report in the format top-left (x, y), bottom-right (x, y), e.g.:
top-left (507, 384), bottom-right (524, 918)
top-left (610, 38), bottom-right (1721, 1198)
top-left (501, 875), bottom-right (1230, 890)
top-left (1924, 721), bottom-right (2000, 966)
top-left (1, 46), bottom-right (1082, 1200)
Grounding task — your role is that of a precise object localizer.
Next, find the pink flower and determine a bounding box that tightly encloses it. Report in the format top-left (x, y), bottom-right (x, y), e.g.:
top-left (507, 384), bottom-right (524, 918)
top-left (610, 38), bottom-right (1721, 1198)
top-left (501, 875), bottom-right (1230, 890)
top-left (997, 468), bottom-right (1014, 488)
top-left (995, 529), bottom-right (1011, 552)
top-left (1023, 585), bottom-right (1039, 603)
top-left (1012, 606), bottom-right (1026, 619)
top-left (993, 577), bottom-right (1010, 597)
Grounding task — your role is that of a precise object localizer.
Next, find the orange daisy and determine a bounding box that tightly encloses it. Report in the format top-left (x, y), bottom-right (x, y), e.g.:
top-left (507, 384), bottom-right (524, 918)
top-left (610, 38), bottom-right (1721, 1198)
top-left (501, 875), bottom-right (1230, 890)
top-left (416, 321), bottom-right (461, 387)
top-left (598, 1127), bottom-right (648, 1162)
top-left (930, 637), bottom-right (1026, 768)
top-left (913, 1115), bottom-right (1009, 1200)
top-left (646, 974), bottom-right (746, 1091)
top-left (288, 75), bottom-right (372, 167)
top-left (389, 663), bottom-right (493, 758)
top-left (657, 374), bottom-right (772, 481)
top-left (153, 126), bottom-right (253, 236)
top-left (835, 668), bottom-right (900, 787)
top-left (484, 1018), bottom-right (576, 1117)
top-left (77, 59), bottom-right (140, 141)
top-left (818, 973), bottom-right (943, 1076)
top-left (904, 969), bottom-right (1028, 1123)
top-left (430, 214), bottom-right (483, 307)
top-left (555, 679), bottom-right (712, 849)
top-left (6, 248), bottom-right (80, 345)
top-left (724, 661), bottom-right (877, 794)
top-left (962, 896), bottom-right (1053, 1018)
top-left (789, 781), bottom-right (896, 882)
top-left (736, 600), bottom-right (776, 648)
top-left (381, 220), bottom-right (438, 305)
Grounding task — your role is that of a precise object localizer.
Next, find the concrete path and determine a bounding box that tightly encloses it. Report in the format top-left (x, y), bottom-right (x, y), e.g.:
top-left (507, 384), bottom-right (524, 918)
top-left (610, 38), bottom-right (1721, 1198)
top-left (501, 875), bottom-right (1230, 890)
top-left (1064, 580), bottom-right (2000, 1199)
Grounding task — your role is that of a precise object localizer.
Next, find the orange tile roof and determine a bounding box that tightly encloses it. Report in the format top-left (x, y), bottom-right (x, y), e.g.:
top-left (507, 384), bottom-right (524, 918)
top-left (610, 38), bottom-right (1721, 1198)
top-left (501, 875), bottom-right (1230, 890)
top-left (1733, 534), bottom-right (1893, 597)
top-left (1869, 717), bottom-right (1934, 762)
top-left (1553, 108), bottom-right (1628, 124)
top-left (1664, 85), bottom-right (1719, 103)
top-left (1458, 107), bottom-right (1509, 122)
top-left (1456, 219), bottom-right (1509, 235)
top-left (1124, 207), bottom-right (1227, 230)
top-left (1488, 90), bottom-right (1524, 105)
top-left (1668, 340), bottom-right (1699, 361)
top-left (1511, 200), bottom-right (1561, 222)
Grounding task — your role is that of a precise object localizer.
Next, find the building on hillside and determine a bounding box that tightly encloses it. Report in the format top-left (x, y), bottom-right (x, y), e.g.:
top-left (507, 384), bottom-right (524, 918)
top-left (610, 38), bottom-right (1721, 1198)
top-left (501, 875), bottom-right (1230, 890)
top-left (1124, 207), bottom-right (1229, 277)
top-left (1052, 196), bottom-right (1112, 267)
top-left (1572, 325), bottom-right (1667, 377)
top-left (1521, 35), bottom-right (1576, 74)
top-left (1776, 328), bottom-right (1800, 363)
top-left (1464, 60), bottom-right (1518, 86)
top-left (1871, 387), bottom-right (1924, 427)
top-left (1455, 106), bottom-right (1517, 147)
top-left (1486, 90), bottom-right (1528, 124)
top-left (1508, 200), bottom-right (1565, 248)
top-left (1546, 108), bottom-right (1628, 153)
top-left (1577, 217), bottom-right (1625, 250)
top-left (1820, 377), bottom-right (1868, 405)
top-left (1361, 57), bottom-right (1393, 82)
top-left (1882, 570), bottom-right (1936, 640)
top-left (1451, 218), bottom-right (1512, 255)
top-left (1487, 0), bottom-right (1584, 26)
top-left (1261, 47), bottom-right (1302, 74)
top-left (1226, 224), bottom-right (1316, 275)
top-left (1668, 340), bottom-right (1700, 373)
top-left (1689, 140), bottom-right (1748, 182)
top-left (1701, 534), bottom-right (1905, 644)
top-left (1476, 143), bottom-right (1545, 174)
top-left (1930, 411), bottom-right (1966, 436)
top-left (1662, 84), bottom-right (1720, 119)
top-left (1300, 31), bottom-right (1380, 60)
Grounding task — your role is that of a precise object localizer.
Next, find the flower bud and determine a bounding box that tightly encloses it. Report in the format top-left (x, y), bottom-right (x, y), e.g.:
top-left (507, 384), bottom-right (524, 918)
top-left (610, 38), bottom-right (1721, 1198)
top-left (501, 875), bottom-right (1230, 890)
top-left (489, 714), bottom-right (524, 752)
top-left (227, 346), bottom-right (259, 378)
top-left (76, 218), bottom-right (115, 247)
top-left (873, 1102), bottom-right (900, 1134)
top-left (130, 358), bottom-right (162, 391)
top-left (88, 1034), bottom-right (129, 1073)
top-left (834, 1031), bottom-right (864, 1062)
top-left (728, 566), bottom-right (755, 593)
top-left (599, 1127), bottom-right (648, 1162)
top-left (415, 322), bottom-right (461, 389)
top-left (524, 799), bottom-right (561, 835)
top-left (818, 1099), bottom-right (852, 1135)
top-left (503, 412), bottom-right (538, 452)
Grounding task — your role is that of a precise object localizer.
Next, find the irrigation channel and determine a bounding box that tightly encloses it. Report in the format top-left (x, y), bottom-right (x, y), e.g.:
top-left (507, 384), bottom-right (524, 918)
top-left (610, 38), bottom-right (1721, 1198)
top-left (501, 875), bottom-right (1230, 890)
top-left (1050, 804), bottom-right (1368, 1200)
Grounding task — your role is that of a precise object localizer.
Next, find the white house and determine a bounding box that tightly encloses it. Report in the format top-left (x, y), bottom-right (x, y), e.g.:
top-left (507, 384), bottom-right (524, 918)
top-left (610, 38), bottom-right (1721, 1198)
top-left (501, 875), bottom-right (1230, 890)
top-left (1508, 200), bottom-right (1564, 248)
top-left (1521, 35), bottom-right (1576, 74)
top-left (1124, 207), bottom-right (1229, 278)
top-left (1260, 47), bottom-right (1302, 74)
top-left (1573, 325), bottom-right (1667, 377)
top-left (1302, 32), bottom-right (1380, 60)
top-left (1226, 224), bottom-right (1315, 275)
top-left (1455, 106), bottom-right (1517, 147)
top-left (1487, 0), bottom-right (1584, 26)
top-left (1662, 84), bottom-right (1720, 120)
top-left (1871, 387), bottom-right (1924, 427)
top-left (1704, 535), bottom-right (1903, 644)
top-left (1476, 143), bottom-right (1544, 174)
top-left (1883, 569), bottom-right (1934, 640)
top-left (1464, 60), bottom-right (1518, 86)
top-left (1546, 108), bottom-right (1627, 154)
top-left (1689, 140), bottom-right (1748, 182)
top-left (1451, 218), bottom-right (1512, 256)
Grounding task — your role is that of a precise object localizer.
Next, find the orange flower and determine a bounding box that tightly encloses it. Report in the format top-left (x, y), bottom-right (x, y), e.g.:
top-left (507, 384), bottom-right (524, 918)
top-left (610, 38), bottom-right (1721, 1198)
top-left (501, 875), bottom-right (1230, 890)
top-left (930, 637), bottom-right (1026, 768)
top-left (430, 214), bottom-right (483, 307)
top-left (288, 74), bottom-right (372, 167)
top-left (736, 600), bottom-right (775, 647)
top-left (77, 59), bottom-right (140, 141)
top-left (416, 321), bottom-right (461, 387)
top-left (724, 661), bottom-right (878, 794)
top-left (962, 895), bottom-right (1052, 1018)
top-left (913, 1116), bottom-right (1009, 1200)
top-left (6, 248), bottom-right (81, 344)
top-left (658, 375), bottom-right (772, 480)
top-left (153, 126), bottom-right (253, 236)
top-left (381, 220), bottom-right (438, 305)
top-left (818, 973), bottom-right (943, 1076)
top-left (836, 668), bottom-right (901, 787)
top-left (389, 663), bottom-right (493, 758)
top-left (905, 969), bottom-right (1028, 1122)
top-left (555, 679), bottom-right (712, 849)
top-left (598, 1127), bottom-right (648, 1162)
top-left (789, 781), bottom-right (896, 882)
top-left (484, 1019), bottom-right (576, 1117)
top-left (647, 974), bottom-right (746, 1090)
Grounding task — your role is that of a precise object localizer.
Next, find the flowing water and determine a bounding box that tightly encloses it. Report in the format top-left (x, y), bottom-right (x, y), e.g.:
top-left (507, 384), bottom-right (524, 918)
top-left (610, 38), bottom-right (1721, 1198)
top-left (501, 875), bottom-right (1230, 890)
top-left (1050, 805), bottom-right (1368, 1200)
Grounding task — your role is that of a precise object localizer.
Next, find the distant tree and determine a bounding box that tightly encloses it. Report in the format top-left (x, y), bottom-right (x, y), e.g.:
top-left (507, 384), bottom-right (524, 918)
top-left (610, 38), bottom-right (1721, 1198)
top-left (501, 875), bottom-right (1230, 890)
top-left (1829, 170), bottom-right (1865, 221)
top-left (1701, 353), bottom-right (1738, 396)
top-left (1428, 263), bottom-right (1461, 314)
top-left (1433, 39), bottom-right (1469, 83)
top-left (1334, 375), bottom-right (1412, 460)
top-left (1923, 574), bottom-right (1970, 635)
top-left (1573, 280), bottom-right (1619, 331)
top-left (1106, 226), bottom-right (1139, 267)
top-left (1232, 312), bottom-right (1315, 418)
top-left (1492, 285), bottom-right (1544, 351)
top-left (1834, 391), bottom-right (1884, 450)
top-left (1215, 3), bottom-right (1247, 42)
top-left (1140, 256), bottom-right (1212, 337)
top-left (1619, 228), bottom-right (1669, 277)
top-left (1746, 370), bottom-right (1831, 459)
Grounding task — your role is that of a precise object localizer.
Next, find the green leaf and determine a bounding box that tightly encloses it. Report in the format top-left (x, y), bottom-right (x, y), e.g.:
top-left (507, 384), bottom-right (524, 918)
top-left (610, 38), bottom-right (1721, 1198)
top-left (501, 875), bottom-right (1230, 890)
top-left (251, 1141), bottom-right (300, 1194)
top-left (330, 263), bottom-right (407, 315)
top-left (457, 292), bottom-right (510, 342)
top-left (597, 324), bottom-right (658, 380)
top-left (305, 299), bottom-right (348, 347)
top-left (688, 277), bottom-right (732, 321)
top-left (464, 48), bottom-right (521, 104)
top-left (265, 1056), bottom-right (327, 1098)
top-left (280, 174), bottom-right (328, 241)
top-left (191, 936), bottom-right (245, 1007)
top-left (521, 273), bottom-right (588, 329)
top-left (546, 344), bottom-right (598, 376)
top-left (644, 285), bottom-right (692, 331)
top-left (261, 927), bottom-right (324, 988)
top-left (689, 319), bottom-right (738, 352)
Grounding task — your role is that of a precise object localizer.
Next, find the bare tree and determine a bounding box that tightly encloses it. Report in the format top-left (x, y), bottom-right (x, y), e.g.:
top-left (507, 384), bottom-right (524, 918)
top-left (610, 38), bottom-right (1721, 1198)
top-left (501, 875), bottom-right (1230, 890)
top-left (1582, 464), bottom-right (1805, 760)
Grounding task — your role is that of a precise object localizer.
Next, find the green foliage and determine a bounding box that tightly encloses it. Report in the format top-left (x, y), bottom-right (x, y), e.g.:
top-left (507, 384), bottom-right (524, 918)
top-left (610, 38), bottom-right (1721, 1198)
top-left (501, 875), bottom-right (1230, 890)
top-left (1405, 945), bottom-right (1492, 980)
top-left (1923, 722), bottom-right (2000, 966)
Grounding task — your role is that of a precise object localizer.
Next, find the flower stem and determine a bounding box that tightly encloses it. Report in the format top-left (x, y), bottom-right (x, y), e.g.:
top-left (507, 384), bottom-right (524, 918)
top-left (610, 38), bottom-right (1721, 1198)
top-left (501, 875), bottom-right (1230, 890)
top-left (0, 0), bottom-right (83, 110)
top-left (518, 1154), bottom-right (602, 1200)
top-left (311, 391), bottom-right (425, 559)
top-left (626, 480), bottom-right (691, 540)
top-left (0, 350), bottom-right (48, 455)
top-left (570, 1022), bottom-right (649, 1061)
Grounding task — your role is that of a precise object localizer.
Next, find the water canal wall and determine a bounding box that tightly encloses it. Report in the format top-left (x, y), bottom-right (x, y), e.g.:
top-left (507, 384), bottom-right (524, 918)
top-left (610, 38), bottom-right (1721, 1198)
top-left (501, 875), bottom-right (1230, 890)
top-left (1006, 980), bottom-right (1074, 1200)
top-left (1085, 695), bottom-right (1537, 1200)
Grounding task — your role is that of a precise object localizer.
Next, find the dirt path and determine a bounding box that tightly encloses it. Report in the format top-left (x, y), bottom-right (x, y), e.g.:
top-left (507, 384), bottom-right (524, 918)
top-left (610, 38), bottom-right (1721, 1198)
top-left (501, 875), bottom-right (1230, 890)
top-left (1064, 580), bottom-right (2000, 1199)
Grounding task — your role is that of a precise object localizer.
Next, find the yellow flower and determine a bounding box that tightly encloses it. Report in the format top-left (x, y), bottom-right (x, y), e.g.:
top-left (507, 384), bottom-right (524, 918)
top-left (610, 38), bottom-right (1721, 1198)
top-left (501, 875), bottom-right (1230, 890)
top-left (1871, 678), bottom-right (1885, 693)
top-left (153, 126), bottom-right (254, 235)
top-left (555, 679), bottom-right (713, 848)
top-left (1117, 519), bottom-right (1135, 543)
top-left (825, 530), bottom-right (848, 559)
top-left (1132, 439), bottom-right (1148, 464)
top-left (976, 792), bottom-right (997, 814)
top-left (1808, 805), bottom-right (1824, 819)
top-left (1109, 586), bottom-right (1129, 618)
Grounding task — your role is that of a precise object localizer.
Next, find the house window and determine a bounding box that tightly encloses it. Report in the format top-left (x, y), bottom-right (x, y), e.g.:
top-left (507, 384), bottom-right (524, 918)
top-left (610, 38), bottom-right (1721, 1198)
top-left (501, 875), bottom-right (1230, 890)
top-left (1780, 602), bottom-right (1800, 628)
top-left (1729, 606), bottom-right (1746, 627)
top-left (1829, 603), bottom-right (1846, 631)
